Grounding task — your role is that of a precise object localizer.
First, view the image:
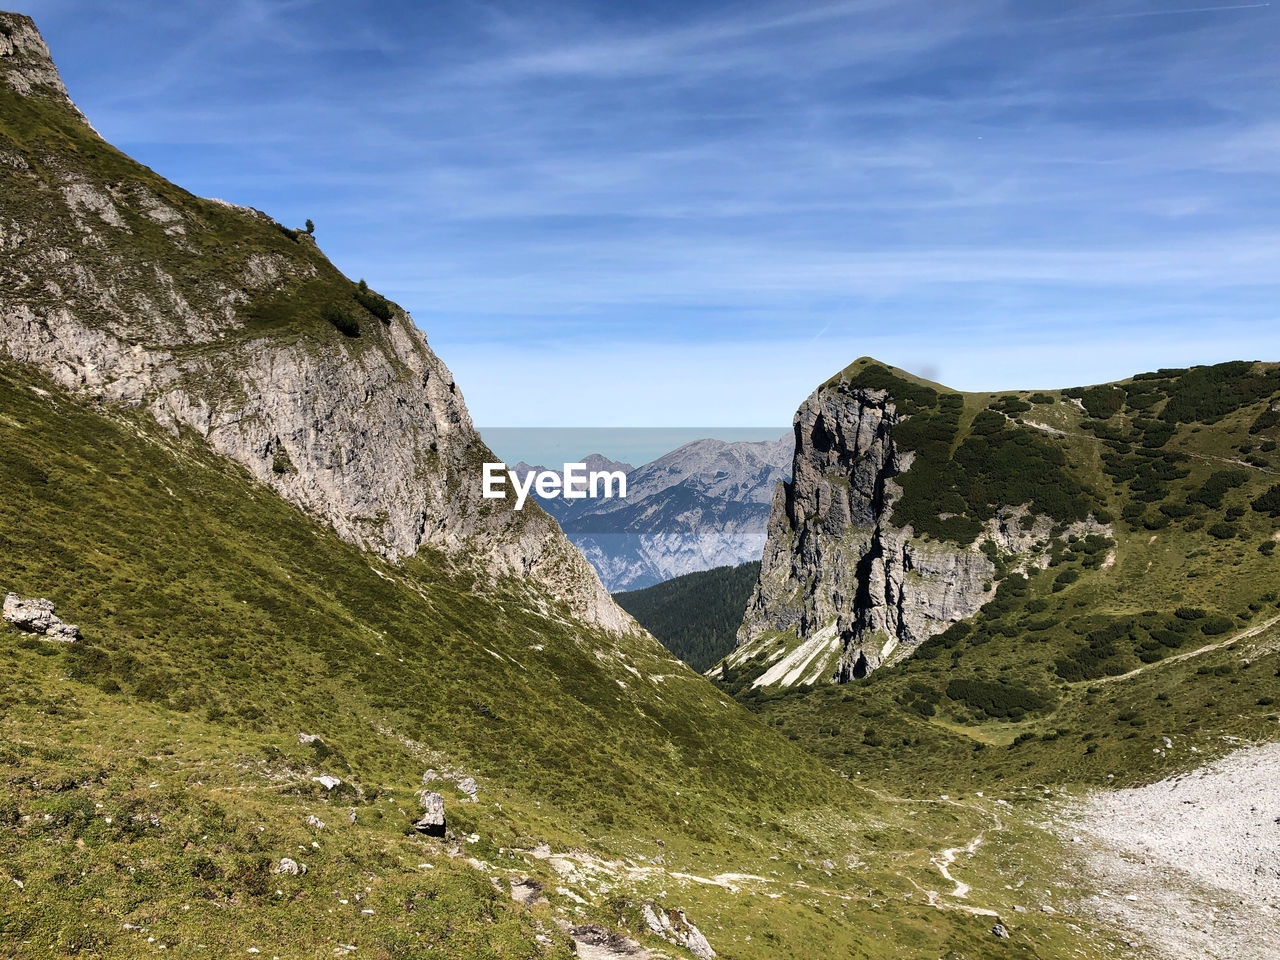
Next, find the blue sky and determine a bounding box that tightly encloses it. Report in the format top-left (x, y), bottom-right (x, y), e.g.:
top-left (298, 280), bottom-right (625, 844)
top-left (20, 0), bottom-right (1280, 427)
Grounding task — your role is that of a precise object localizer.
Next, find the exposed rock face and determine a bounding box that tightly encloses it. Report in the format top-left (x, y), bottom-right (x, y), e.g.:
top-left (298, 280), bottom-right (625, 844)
top-left (3, 592), bottom-right (80, 641)
top-left (0, 12), bottom-right (628, 634)
top-left (738, 384), bottom-right (996, 682)
top-left (0, 11), bottom-right (78, 108)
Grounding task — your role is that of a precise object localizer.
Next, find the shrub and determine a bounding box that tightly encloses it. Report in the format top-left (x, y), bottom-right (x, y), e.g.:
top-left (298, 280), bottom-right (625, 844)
top-left (271, 445), bottom-right (295, 476)
top-left (945, 677), bottom-right (1050, 720)
top-left (1053, 568), bottom-right (1081, 592)
top-left (321, 303), bottom-right (360, 337)
top-left (1249, 405), bottom-right (1280, 435)
top-left (1207, 522), bottom-right (1237, 540)
top-left (1159, 362), bottom-right (1280, 424)
top-left (133, 671), bottom-right (173, 702)
top-left (1192, 469), bottom-right (1250, 510)
top-left (1080, 386), bottom-right (1125, 419)
top-left (990, 396), bottom-right (1031, 415)
top-left (354, 280), bottom-right (394, 322)
top-left (1253, 483), bottom-right (1280, 517)
top-left (1200, 616), bottom-right (1234, 636)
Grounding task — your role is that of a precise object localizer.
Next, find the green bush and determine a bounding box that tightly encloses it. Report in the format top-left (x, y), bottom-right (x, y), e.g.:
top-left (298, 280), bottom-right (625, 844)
top-left (354, 280), bottom-right (394, 322)
top-left (1192, 469), bottom-right (1250, 509)
top-left (1200, 616), bottom-right (1234, 636)
top-left (1080, 386), bottom-right (1125, 419)
top-left (1159, 362), bottom-right (1280, 424)
top-left (321, 303), bottom-right (360, 337)
top-left (945, 677), bottom-right (1050, 720)
top-left (1253, 483), bottom-right (1280, 517)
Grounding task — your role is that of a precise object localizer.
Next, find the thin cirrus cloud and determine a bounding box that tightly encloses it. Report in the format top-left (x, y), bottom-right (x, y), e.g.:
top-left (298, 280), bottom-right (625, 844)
top-left (19, 0), bottom-right (1280, 425)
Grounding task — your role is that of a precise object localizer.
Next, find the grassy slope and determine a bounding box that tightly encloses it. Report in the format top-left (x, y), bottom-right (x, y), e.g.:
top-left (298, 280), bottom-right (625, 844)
top-left (0, 361), bottom-right (1132, 960)
top-left (0, 77), bottom-right (379, 353)
top-left (614, 562), bottom-right (761, 672)
top-left (726, 358), bottom-right (1280, 799)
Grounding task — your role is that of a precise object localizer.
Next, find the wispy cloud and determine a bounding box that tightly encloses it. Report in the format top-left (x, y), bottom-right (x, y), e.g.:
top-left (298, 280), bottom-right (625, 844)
top-left (23, 0), bottom-right (1280, 424)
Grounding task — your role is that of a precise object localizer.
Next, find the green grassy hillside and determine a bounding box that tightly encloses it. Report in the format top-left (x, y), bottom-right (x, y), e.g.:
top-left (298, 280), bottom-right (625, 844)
top-left (614, 562), bottom-right (760, 672)
top-left (0, 360), bottom-right (1134, 960)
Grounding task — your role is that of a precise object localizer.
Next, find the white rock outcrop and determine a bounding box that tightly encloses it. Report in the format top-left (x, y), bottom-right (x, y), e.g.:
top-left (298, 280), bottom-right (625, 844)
top-left (3, 593), bottom-right (80, 641)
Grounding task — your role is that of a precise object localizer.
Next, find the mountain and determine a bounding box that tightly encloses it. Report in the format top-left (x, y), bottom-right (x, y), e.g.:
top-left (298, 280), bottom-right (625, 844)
top-left (551, 437), bottom-right (791, 590)
top-left (1, 19), bottom-right (1097, 960)
top-left (0, 11), bottom-right (625, 633)
top-left (729, 357), bottom-right (1280, 691)
top-left (0, 17), bottom-right (896, 958)
top-left (511, 454), bottom-right (635, 522)
top-left (614, 562), bottom-right (761, 672)
top-left (7, 15), bottom-right (1280, 958)
top-left (721, 358), bottom-right (1280, 786)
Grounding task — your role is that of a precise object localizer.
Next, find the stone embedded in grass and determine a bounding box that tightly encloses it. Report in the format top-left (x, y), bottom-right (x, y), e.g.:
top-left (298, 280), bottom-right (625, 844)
top-left (272, 858), bottom-right (305, 876)
top-left (311, 775), bottom-right (341, 791)
top-left (3, 592), bottom-right (80, 641)
top-left (457, 776), bottom-right (478, 800)
top-left (414, 790), bottom-right (446, 836)
top-left (642, 902), bottom-right (716, 959)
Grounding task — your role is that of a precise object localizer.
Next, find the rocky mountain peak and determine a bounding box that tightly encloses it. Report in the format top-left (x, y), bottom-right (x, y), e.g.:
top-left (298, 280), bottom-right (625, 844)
top-left (735, 360), bottom-right (1107, 686)
top-left (0, 12), bottom-right (77, 108)
top-left (0, 13), bottom-right (631, 635)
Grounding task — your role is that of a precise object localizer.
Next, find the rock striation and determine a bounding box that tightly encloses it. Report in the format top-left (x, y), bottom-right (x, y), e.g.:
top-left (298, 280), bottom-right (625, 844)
top-left (641, 902), bottom-right (716, 959)
top-left (0, 12), bottom-right (628, 634)
top-left (2, 592), bottom-right (80, 641)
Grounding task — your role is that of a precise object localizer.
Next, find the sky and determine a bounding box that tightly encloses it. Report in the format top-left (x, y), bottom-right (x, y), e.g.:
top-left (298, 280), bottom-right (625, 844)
top-left (18, 0), bottom-right (1280, 428)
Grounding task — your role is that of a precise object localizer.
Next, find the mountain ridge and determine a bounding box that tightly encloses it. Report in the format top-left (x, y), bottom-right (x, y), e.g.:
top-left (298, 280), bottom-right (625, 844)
top-left (0, 9), bottom-right (628, 633)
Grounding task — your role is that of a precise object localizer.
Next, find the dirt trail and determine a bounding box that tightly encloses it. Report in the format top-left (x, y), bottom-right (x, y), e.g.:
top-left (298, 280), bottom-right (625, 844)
top-left (855, 783), bottom-right (1006, 916)
top-left (1096, 614), bottom-right (1280, 685)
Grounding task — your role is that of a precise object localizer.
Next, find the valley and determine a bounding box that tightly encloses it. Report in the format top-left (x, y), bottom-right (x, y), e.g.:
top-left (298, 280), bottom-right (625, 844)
top-left (2, 10), bottom-right (1279, 959)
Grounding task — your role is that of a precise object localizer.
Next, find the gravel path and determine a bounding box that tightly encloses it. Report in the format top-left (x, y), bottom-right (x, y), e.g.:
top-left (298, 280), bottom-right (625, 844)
top-left (1065, 741), bottom-right (1280, 959)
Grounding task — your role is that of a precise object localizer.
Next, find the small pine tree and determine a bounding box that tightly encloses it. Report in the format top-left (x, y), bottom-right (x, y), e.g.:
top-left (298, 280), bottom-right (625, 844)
top-left (305, 219), bottom-right (315, 235)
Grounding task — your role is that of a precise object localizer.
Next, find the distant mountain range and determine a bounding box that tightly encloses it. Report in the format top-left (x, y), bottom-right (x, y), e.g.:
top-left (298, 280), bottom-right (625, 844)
top-left (515, 437), bottom-right (791, 590)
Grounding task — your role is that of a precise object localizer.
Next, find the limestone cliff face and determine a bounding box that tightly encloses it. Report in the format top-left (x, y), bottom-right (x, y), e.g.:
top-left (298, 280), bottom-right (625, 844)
top-left (0, 12), bottom-right (628, 633)
top-left (738, 382), bottom-right (996, 681)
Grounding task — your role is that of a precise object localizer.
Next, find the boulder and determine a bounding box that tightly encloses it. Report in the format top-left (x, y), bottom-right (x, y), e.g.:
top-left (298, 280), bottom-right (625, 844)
top-left (413, 790), bottom-right (446, 837)
top-left (642, 902), bottom-right (715, 959)
top-left (273, 858), bottom-right (306, 876)
top-left (3, 593), bottom-right (80, 641)
top-left (992, 923), bottom-right (1010, 939)
top-left (457, 776), bottom-right (478, 800)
